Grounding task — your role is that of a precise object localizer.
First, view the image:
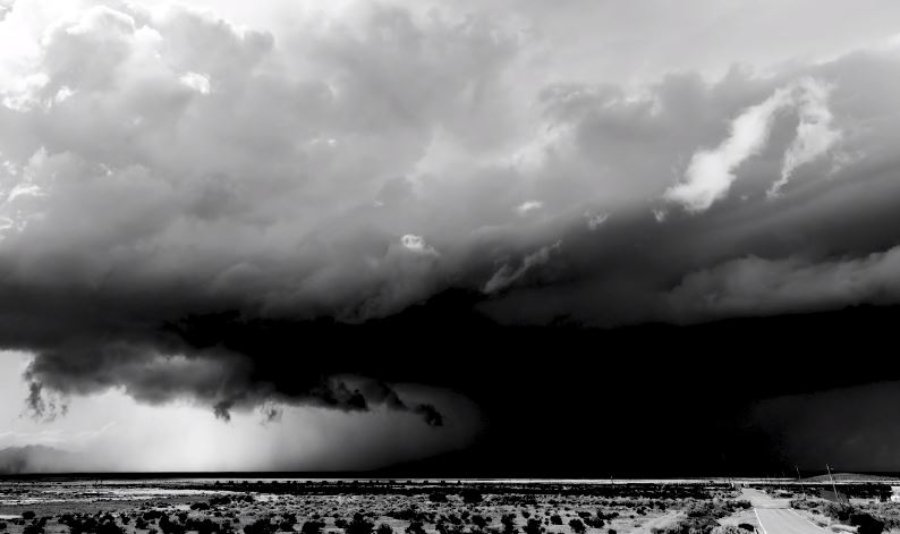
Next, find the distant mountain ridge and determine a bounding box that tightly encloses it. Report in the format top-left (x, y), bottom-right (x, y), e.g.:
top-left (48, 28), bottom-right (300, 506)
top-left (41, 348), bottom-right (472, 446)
top-left (800, 472), bottom-right (899, 483)
top-left (0, 445), bottom-right (81, 474)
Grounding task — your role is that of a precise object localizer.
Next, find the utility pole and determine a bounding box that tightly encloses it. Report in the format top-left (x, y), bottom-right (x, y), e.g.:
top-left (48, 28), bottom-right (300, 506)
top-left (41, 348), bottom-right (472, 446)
top-left (826, 464), bottom-right (841, 503)
top-left (795, 465), bottom-right (801, 481)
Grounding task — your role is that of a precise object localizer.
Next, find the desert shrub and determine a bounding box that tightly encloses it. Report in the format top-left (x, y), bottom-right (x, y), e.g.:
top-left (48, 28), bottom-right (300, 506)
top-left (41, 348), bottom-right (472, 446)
top-left (301, 521), bottom-right (325, 534)
top-left (685, 501), bottom-right (748, 521)
top-left (849, 512), bottom-right (884, 534)
top-left (186, 518), bottom-right (221, 534)
top-left (387, 509), bottom-right (423, 523)
top-left (820, 503), bottom-right (853, 523)
top-left (430, 492), bottom-right (449, 503)
top-left (336, 519), bottom-right (350, 529)
top-left (191, 502), bottom-right (211, 511)
top-left (501, 515), bottom-right (517, 534)
top-left (210, 496), bottom-right (233, 507)
top-left (0, 522), bottom-right (7, 531)
top-left (160, 515), bottom-right (186, 534)
top-left (278, 514), bottom-right (297, 531)
top-left (22, 512), bottom-right (36, 520)
top-left (523, 519), bottom-right (543, 534)
top-left (550, 516), bottom-right (563, 526)
top-left (790, 500), bottom-right (817, 512)
top-left (473, 516), bottom-right (488, 528)
top-left (437, 522), bottom-right (463, 534)
top-left (568, 519), bottom-right (586, 534)
top-left (376, 524), bottom-right (393, 534)
top-left (62, 514), bottom-right (125, 534)
top-left (608, 530), bottom-right (616, 534)
top-left (406, 522), bottom-right (427, 534)
top-left (461, 489), bottom-right (483, 504)
top-left (347, 514), bottom-right (374, 534)
top-left (23, 523), bottom-right (44, 534)
top-left (653, 517), bottom-right (719, 534)
top-left (97, 519), bottom-right (125, 534)
top-left (244, 519), bottom-right (276, 534)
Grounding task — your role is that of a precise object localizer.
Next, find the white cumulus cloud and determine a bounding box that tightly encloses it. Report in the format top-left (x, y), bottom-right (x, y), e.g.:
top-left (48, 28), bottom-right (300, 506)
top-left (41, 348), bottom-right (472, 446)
top-left (664, 86), bottom-right (792, 212)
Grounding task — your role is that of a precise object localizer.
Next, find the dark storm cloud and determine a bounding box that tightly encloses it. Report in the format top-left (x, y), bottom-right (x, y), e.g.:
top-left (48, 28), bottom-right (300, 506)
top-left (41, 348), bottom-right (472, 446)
top-left (751, 381), bottom-right (900, 471)
top-left (479, 50), bottom-right (900, 326)
top-left (2, 0), bottom-right (900, 444)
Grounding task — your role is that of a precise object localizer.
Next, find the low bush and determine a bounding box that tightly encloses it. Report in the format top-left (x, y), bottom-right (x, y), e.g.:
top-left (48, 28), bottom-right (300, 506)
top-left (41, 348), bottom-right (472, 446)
top-left (849, 512), bottom-right (883, 534)
top-left (653, 516), bottom-right (719, 534)
top-left (301, 520), bottom-right (325, 534)
top-left (523, 519), bottom-right (543, 534)
top-left (244, 519), bottom-right (275, 534)
top-left (347, 513), bottom-right (374, 534)
top-left (461, 490), bottom-right (483, 504)
top-left (568, 519), bottom-right (586, 534)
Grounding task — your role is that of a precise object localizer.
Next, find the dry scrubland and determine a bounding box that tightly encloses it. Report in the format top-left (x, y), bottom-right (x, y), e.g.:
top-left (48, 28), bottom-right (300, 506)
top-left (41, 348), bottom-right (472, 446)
top-left (0, 481), bottom-right (758, 534)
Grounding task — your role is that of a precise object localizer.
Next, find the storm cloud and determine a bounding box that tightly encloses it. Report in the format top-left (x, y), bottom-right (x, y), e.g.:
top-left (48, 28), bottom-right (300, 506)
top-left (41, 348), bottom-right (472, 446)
top-left (2, 0), bottom-right (900, 427)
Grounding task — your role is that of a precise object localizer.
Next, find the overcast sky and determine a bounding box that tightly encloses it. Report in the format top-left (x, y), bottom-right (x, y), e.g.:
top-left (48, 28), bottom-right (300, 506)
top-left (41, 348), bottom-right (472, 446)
top-left (2, 0), bottom-right (900, 473)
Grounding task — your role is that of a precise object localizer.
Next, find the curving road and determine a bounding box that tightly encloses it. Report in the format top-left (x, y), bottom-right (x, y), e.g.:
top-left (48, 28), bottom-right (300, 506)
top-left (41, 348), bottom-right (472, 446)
top-left (743, 489), bottom-right (829, 534)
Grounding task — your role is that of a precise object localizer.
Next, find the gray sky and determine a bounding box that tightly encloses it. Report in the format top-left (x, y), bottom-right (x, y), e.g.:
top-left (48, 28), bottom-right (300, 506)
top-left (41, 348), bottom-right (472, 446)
top-left (2, 0), bottom-right (900, 471)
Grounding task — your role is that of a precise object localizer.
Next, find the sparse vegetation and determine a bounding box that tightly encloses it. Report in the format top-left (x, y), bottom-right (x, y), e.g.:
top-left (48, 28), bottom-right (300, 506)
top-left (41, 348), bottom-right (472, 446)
top-left (0, 478), bottom-right (764, 534)
top-left (792, 498), bottom-right (887, 534)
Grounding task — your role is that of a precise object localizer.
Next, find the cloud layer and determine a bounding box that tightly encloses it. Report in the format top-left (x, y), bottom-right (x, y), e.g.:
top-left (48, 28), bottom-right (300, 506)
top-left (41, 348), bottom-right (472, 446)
top-left (1, 0), bottom-right (900, 424)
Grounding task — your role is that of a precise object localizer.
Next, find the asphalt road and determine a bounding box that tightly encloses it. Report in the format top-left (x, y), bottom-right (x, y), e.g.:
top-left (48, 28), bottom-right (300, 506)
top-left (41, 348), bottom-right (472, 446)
top-left (754, 508), bottom-right (830, 534)
top-left (743, 489), bottom-right (830, 534)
